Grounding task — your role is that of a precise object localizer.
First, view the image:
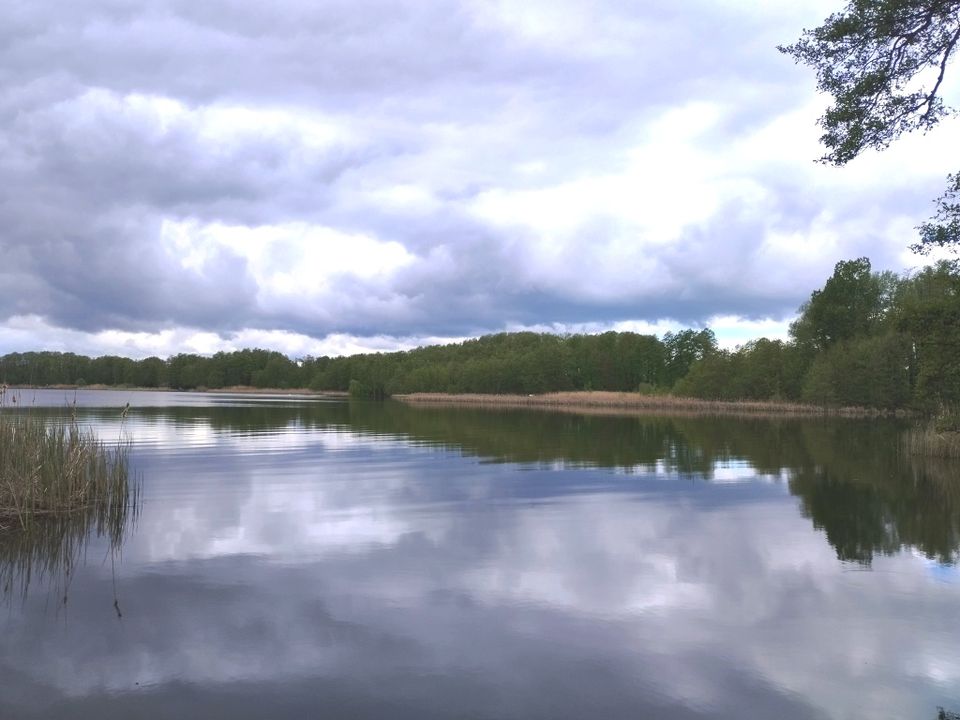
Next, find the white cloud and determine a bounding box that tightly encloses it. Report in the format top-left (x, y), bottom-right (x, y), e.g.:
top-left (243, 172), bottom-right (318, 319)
top-left (1, 0), bottom-right (958, 356)
top-left (161, 219), bottom-right (415, 307)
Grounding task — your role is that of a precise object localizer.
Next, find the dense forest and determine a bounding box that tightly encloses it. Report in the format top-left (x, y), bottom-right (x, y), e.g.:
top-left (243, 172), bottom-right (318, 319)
top-left (2, 257), bottom-right (958, 411)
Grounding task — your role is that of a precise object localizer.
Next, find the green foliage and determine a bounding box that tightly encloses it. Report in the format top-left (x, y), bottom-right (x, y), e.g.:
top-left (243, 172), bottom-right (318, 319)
top-left (348, 379), bottom-right (386, 400)
top-left (896, 260), bottom-right (960, 405)
top-left (790, 259), bottom-right (920, 408)
top-left (675, 256), bottom-right (957, 410)
top-left (674, 351), bottom-right (733, 400)
top-left (780, 0), bottom-right (960, 251)
top-left (0, 348), bottom-right (311, 392)
top-left (662, 329), bottom-right (718, 387)
top-left (677, 339), bottom-right (810, 401)
top-left (917, 172), bottom-right (960, 252)
top-left (801, 333), bottom-right (912, 408)
top-left (779, 0), bottom-right (960, 164)
top-left (789, 257), bottom-right (892, 351)
top-left (309, 331), bottom-right (676, 397)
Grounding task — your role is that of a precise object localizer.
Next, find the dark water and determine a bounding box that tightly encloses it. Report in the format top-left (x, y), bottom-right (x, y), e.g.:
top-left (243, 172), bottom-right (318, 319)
top-left (2, 389), bottom-right (960, 719)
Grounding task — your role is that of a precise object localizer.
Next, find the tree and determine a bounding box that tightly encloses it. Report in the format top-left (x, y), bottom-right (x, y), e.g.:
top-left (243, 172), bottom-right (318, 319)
top-left (896, 259), bottom-right (960, 405)
top-left (673, 351), bottom-right (734, 400)
top-left (780, 0), bottom-right (960, 251)
top-left (790, 257), bottom-right (889, 351)
top-left (662, 329), bottom-right (718, 387)
top-left (801, 333), bottom-right (912, 407)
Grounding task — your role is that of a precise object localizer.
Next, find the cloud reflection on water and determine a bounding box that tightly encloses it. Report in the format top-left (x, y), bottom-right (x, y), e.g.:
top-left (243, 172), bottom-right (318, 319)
top-left (2, 394), bottom-right (959, 719)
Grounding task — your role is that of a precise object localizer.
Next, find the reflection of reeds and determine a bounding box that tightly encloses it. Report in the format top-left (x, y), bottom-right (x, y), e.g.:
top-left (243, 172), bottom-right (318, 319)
top-left (0, 402), bottom-right (139, 602)
top-left (905, 405), bottom-right (960, 458)
top-left (0, 505), bottom-right (137, 603)
top-left (905, 426), bottom-right (960, 459)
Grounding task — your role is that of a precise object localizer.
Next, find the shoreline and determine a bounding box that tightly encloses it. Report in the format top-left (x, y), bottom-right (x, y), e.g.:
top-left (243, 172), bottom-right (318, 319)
top-left (395, 391), bottom-right (906, 419)
top-left (2, 385), bottom-right (909, 419)
top-left (1, 384), bottom-right (348, 397)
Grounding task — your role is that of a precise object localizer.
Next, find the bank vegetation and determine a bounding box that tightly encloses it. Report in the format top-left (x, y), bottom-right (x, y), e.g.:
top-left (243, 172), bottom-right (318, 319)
top-left (397, 391), bottom-right (893, 418)
top-left (0, 406), bottom-right (135, 530)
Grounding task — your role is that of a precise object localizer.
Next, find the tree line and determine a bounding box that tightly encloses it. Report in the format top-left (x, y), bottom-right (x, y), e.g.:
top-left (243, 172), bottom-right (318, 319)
top-left (1, 257), bottom-right (958, 410)
top-left (0, 348), bottom-right (308, 392)
top-left (0, 329), bottom-right (718, 398)
top-left (677, 258), bottom-right (960, 409)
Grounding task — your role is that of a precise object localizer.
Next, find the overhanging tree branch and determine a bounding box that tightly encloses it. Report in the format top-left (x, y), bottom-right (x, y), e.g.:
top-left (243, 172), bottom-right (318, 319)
top-left (780, 0), bottom-right (960, 252)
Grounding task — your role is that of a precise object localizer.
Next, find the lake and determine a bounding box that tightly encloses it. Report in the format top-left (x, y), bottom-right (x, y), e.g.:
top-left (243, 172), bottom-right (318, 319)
top-left (2, 389), bottom-right (959, 719)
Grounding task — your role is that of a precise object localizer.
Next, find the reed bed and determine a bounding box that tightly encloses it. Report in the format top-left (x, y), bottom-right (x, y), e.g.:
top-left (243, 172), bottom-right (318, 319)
top-left (903, 406), bottom-right (960, 459)
top-left (905, 427), bottom-right (960, 459)
top-left (904, 429), bottom-right (960, 458)
top-left (0, 402), bottom-right (139, 603)
top-left (397, 391), bottom-right (888, 418)
top-left (0, 412), bottom-right (136, 530)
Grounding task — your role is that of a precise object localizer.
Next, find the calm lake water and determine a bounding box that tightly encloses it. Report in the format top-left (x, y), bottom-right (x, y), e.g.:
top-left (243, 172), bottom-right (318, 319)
top-left (2, 389), bottom-right (960, 719)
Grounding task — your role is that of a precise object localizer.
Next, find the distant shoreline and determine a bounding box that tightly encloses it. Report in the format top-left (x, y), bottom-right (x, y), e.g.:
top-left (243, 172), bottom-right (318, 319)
top-left (1, 385), bottom-right (906, 419)
top-left (1, 384), bottom-right (348, 397)
top-left (395, 391), bottom-right (904, 418)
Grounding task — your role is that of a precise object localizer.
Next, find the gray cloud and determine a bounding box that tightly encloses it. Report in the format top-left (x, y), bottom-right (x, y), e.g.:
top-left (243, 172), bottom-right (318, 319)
top-left (0, 0), bottom-right (948, 351)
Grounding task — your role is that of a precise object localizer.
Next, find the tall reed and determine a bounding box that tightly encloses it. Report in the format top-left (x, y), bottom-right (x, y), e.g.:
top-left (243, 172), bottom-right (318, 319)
top-left (904, 430), bottom-right (960, 458)
top-left (0, 398), bottom-right (138, 602)
top-left (904, 405), bottom-right (960, 459)
top-left (0, 412), bottom-right (135, 529)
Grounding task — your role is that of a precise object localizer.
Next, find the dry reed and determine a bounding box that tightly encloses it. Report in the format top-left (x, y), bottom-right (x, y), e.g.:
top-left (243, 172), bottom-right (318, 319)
top-left (0, 411), bottom-right (136, 529)
top-left (903, 405), bottom-right (960, 459)
top-left (905, 427), bottom-right (960, 459)
top-left (396, 391), bottom-right (891, 418)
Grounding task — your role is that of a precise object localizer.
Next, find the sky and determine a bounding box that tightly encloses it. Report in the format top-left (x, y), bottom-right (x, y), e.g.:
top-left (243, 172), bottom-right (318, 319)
top-left (1, 0), bottom-right (957, 359)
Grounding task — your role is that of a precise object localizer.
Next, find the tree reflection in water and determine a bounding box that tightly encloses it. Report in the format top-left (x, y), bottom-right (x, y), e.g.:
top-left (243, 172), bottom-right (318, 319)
top-left (15, 398), bottom-right (960, 579)
top-left (334, 402), bottom-right (960, 568)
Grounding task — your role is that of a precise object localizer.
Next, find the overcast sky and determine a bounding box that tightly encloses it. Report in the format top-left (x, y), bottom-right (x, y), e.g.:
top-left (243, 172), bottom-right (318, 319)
top-left (1, 0), bottom-right (957, 359)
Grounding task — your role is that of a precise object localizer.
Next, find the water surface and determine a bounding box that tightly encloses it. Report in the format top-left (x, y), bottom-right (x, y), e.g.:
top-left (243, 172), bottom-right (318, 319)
top-left (2, 389), bottom-right (959, 719)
